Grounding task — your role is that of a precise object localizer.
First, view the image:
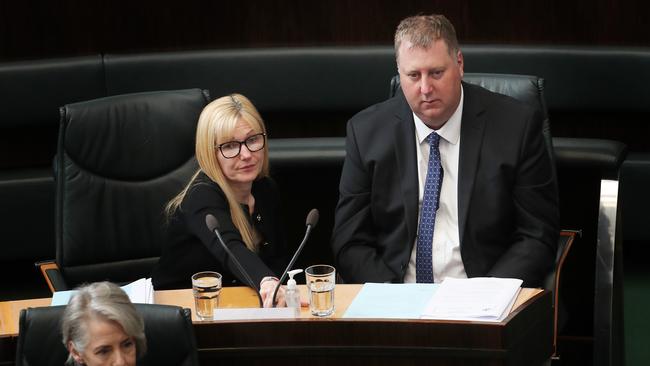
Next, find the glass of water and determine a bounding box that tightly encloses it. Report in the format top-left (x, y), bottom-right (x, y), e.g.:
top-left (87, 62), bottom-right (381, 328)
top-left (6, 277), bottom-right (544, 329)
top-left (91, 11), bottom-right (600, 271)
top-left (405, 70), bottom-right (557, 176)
top-left (191, 271), bottom-right (222, 320)
top-left (305, 264), bottom-right (335, 316)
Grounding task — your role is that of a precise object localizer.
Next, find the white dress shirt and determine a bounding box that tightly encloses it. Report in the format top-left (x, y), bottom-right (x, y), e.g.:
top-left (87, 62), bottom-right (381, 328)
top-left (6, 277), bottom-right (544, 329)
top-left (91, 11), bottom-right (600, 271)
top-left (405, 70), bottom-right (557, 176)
top-left (404, 86), bottom-right (467, 283)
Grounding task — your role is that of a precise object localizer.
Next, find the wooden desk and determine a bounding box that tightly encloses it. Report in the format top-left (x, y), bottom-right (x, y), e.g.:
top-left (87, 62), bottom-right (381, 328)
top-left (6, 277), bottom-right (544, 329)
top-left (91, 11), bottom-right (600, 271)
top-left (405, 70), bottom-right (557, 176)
top-left (1, 285), bottom-right (550, 365)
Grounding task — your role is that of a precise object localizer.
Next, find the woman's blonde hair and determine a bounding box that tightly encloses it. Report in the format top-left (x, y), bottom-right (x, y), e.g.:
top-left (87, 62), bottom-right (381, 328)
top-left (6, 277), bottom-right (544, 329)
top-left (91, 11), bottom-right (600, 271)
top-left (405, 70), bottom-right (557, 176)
top-left (167, 93), bottom-right (269, 251)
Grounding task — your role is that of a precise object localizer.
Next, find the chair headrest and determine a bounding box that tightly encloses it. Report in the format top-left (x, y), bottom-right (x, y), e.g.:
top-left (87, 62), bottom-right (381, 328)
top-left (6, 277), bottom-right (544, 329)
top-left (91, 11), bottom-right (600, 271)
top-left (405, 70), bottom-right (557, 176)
top-left (60, 89), bottom-right (206, 180)
top-left (389, 73), bottom-right (546, 118)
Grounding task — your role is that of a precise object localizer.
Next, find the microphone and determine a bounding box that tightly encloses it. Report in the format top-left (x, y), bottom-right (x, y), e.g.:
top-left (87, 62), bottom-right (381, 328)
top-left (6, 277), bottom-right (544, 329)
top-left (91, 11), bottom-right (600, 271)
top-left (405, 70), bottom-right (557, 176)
top-left (271, 208), bottom-right (319, 307)
top-left (205, 214), bottom-right (264, 308)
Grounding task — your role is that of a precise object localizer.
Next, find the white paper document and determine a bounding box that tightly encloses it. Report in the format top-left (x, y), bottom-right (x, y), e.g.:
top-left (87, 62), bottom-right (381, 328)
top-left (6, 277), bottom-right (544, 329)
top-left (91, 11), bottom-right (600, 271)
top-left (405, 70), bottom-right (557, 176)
top-left (420, 277), bottom-right (522, 322)
top-left (51, 278), bottom-right (155, 306)
top-left (120, 278), bottom-right (155, 304)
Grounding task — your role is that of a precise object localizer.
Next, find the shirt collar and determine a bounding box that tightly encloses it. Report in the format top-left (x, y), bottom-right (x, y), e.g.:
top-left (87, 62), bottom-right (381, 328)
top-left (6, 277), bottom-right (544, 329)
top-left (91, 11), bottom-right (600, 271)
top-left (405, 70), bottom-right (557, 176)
top-left (413, 85), bottom-right (463, 145)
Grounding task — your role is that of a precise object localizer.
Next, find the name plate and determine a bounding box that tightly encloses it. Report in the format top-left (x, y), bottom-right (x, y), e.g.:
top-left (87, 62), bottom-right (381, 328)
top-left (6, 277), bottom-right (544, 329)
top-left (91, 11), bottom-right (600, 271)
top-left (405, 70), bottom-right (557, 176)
top-left (207, 307), bottom-right (299, 321)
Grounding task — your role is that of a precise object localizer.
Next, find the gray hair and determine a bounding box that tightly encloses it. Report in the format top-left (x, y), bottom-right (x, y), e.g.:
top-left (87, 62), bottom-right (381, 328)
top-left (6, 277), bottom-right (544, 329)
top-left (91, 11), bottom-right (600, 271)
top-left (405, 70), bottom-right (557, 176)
top-left (394, 14), bottom-right (460, 63)
top-left (61, 282), bottom-right (146, 365)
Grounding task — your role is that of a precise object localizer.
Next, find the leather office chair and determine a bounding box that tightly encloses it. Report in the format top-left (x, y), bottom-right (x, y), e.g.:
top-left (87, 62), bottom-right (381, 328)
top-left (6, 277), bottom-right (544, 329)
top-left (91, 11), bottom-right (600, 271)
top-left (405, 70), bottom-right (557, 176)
top-left (390, 73), bottom-right (555, 168)
top-left (15, 304), bottom-right (199, 366)
top-left (390, 73), bottom-right (573, 358)
top-left (39, 89), bottom-right (209, 291)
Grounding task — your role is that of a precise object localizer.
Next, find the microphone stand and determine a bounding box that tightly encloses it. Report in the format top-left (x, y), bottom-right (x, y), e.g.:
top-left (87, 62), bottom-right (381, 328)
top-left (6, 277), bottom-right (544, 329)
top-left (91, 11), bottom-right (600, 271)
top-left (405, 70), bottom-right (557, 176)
top-left (271, 209), bottom-right (319, 306)
top-left (206, 215), bottom-right (264, 308)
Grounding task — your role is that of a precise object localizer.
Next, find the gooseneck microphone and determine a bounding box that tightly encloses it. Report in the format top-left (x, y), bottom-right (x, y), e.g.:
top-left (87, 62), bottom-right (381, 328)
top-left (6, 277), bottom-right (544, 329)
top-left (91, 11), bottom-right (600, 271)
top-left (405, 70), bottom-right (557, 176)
top-left (205, 214), bottom-right (264, 308)
top-left (271, 208), bottom-right (320, 307)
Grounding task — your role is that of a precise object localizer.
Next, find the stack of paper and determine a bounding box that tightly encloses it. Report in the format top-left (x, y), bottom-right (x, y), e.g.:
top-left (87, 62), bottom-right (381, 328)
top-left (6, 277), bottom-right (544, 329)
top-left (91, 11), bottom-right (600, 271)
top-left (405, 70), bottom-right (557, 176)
top-left (420, 277), bottom-right (522, 322)
top-left (51, 278), bottom-right (154, 306)
top-left (120, 278), bottom-right (154, 304)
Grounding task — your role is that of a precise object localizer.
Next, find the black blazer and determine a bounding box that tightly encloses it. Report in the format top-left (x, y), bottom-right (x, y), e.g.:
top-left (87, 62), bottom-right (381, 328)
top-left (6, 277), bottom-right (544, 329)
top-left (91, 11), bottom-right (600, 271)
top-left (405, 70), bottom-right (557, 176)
top-left (332, 82), bottom-right (559, 287)
top-left (152, 174), bottom-right (287, 290)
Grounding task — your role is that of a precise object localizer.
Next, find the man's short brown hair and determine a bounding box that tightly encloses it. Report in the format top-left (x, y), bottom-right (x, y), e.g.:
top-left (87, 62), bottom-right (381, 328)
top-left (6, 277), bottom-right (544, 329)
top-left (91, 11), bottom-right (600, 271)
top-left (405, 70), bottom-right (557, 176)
top-left (394, 14), bottom-right (459, 62)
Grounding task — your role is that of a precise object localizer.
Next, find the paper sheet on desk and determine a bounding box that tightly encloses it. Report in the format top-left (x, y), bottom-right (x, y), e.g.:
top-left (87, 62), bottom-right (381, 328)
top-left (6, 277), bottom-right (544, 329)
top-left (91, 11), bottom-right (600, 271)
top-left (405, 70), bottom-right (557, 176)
top-left (420, 277), bottom-right (522, 322)
top-left (343, 283), bottom-right (438, 319)
top-left (51, 278), bottom-right (154, 306)
top-left (120, 278), bottom-right (154, 304)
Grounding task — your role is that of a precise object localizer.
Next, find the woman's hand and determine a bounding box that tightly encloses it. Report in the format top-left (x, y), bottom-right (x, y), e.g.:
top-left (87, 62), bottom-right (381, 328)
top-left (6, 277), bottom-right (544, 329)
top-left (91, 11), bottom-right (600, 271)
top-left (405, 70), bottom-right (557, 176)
top-left (259, 277), bottom-right (285, 308)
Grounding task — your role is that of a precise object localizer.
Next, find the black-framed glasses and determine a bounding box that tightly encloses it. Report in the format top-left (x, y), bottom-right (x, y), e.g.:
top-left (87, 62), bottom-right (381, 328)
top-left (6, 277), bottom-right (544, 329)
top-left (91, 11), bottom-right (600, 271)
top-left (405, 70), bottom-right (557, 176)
top-left (217, 133), bottom-right (266, 159)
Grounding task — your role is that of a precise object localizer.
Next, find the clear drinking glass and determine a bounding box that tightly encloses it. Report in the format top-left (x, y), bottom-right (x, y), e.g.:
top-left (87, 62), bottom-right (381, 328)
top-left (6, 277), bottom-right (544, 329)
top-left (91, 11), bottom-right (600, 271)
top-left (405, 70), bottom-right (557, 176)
top-left (191, 271), bottom-right (222, 320)
top-left (305, 264), bottom-right (336, 316)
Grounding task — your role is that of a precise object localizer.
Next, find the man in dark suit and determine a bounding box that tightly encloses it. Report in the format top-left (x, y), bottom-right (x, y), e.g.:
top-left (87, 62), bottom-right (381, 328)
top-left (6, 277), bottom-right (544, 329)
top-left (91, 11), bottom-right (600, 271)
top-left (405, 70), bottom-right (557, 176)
top-left (332, 14), bottom-right (559, 287)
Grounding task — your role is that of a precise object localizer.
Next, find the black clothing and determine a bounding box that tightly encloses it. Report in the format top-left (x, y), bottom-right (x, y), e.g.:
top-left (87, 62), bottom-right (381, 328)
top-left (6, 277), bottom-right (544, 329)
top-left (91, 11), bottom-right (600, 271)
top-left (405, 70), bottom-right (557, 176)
top-left (332, 84), bottom-right (559, 287)
top-left (152, 173), bottom-right (287, 290)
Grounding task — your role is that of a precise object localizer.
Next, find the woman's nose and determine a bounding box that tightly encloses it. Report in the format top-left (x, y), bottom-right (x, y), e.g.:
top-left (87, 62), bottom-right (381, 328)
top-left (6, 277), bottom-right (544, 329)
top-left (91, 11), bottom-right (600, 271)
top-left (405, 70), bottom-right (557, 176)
top-left (112, 352), bottom-right (127, 366)
top-left (239, 144), bottom-right (253, 159)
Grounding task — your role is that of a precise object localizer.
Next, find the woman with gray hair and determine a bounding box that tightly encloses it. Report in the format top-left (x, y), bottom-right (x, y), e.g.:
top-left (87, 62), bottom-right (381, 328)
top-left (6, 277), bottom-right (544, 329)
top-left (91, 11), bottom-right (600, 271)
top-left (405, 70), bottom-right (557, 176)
top-left (61, 281), bottom-right (146, 366)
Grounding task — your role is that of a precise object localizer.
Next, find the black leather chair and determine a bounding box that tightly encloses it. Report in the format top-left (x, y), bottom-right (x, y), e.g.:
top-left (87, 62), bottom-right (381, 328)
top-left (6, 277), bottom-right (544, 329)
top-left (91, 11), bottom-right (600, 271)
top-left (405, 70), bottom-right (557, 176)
top-left (390, 73), bottom-right (555, 167)
top-left (39, 89), bottom-right (209, 291)
top-left (15, 304), bottom-right (199, 366)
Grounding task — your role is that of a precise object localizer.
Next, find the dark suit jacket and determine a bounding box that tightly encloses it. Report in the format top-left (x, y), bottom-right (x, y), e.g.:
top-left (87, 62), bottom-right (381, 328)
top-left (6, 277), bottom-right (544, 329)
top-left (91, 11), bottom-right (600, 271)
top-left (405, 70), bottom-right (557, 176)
top-left (332, 82), bottom-right (559, 287)
top-left (152, 173), bottom-right (287, 290)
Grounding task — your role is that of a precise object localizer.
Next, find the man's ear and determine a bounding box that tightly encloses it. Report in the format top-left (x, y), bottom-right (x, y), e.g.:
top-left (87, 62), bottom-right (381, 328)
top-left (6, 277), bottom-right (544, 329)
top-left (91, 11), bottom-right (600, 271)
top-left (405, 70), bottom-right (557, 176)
top-left (68, 342), bottom-right (84, 364)
top-left (457, 50), bottom-right (464, 76)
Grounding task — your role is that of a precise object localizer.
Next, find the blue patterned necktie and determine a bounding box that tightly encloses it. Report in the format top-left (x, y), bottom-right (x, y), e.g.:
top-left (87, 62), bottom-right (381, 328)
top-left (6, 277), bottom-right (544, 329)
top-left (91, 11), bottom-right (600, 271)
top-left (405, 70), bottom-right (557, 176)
top-left (416, 132), bottom-right (443, 283)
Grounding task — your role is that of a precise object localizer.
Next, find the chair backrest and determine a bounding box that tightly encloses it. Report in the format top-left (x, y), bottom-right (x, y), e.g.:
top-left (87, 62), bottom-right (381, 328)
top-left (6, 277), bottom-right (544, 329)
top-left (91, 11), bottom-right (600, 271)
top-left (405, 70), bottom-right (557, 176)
top-left (55, 89), bottom-right (209, 289)
top-left (15, 304), bottom-right (199, 366)
top-left (135, 304), bottom-right (199, 366)
top-left (14, 306), bottom-right (68, 366)
top-left (389, 73), bottom-right (555, 165)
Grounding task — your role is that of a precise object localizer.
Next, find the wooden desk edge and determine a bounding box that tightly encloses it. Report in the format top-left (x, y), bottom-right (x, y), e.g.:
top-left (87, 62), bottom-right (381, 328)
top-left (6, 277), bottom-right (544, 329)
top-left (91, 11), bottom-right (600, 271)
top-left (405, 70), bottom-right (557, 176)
top-left (1, 285), bottom-right (544, 337)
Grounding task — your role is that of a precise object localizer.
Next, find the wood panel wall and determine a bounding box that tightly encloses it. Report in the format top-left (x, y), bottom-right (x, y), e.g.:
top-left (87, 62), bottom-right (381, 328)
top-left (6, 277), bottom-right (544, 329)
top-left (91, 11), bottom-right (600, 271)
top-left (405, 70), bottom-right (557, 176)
top-left (2, 0), bottom-right (649, 61)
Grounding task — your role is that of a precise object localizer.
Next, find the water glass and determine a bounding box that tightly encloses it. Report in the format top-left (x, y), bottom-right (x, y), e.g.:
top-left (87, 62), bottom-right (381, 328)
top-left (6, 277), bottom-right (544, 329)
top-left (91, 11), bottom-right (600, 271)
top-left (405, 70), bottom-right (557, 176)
top-left (305, 264), bottom-right (335, 316)
top-left (191, 271), bottom-right (222, 320)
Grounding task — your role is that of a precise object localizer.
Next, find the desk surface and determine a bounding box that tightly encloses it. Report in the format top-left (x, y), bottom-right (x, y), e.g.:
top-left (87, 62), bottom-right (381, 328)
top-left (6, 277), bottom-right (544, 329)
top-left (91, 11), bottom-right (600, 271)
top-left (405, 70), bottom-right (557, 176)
top-left (1, 284), bottom-right (540, 338)
top-left (2, 285), bottom-right (549, 366)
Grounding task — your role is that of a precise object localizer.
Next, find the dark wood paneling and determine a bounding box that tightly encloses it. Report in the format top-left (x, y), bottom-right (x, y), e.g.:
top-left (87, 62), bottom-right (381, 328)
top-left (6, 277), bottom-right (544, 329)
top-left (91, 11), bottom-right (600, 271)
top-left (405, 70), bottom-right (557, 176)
top-left (2, 0), bottom-right (649, 61)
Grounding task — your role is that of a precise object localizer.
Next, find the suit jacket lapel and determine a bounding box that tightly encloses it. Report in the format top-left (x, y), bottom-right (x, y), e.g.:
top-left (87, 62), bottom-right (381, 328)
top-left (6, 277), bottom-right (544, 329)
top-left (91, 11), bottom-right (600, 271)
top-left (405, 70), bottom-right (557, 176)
top-left (458, 83), bottom-right (487, 246)
top-left (392, 92), bottom-right (419, 245)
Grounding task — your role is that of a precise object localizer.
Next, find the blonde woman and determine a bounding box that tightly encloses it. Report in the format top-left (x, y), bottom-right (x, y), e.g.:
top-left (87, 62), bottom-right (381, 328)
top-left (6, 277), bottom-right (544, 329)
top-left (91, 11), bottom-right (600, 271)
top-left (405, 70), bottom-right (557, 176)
top-left (152, 94), bottom-right (287, 307)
